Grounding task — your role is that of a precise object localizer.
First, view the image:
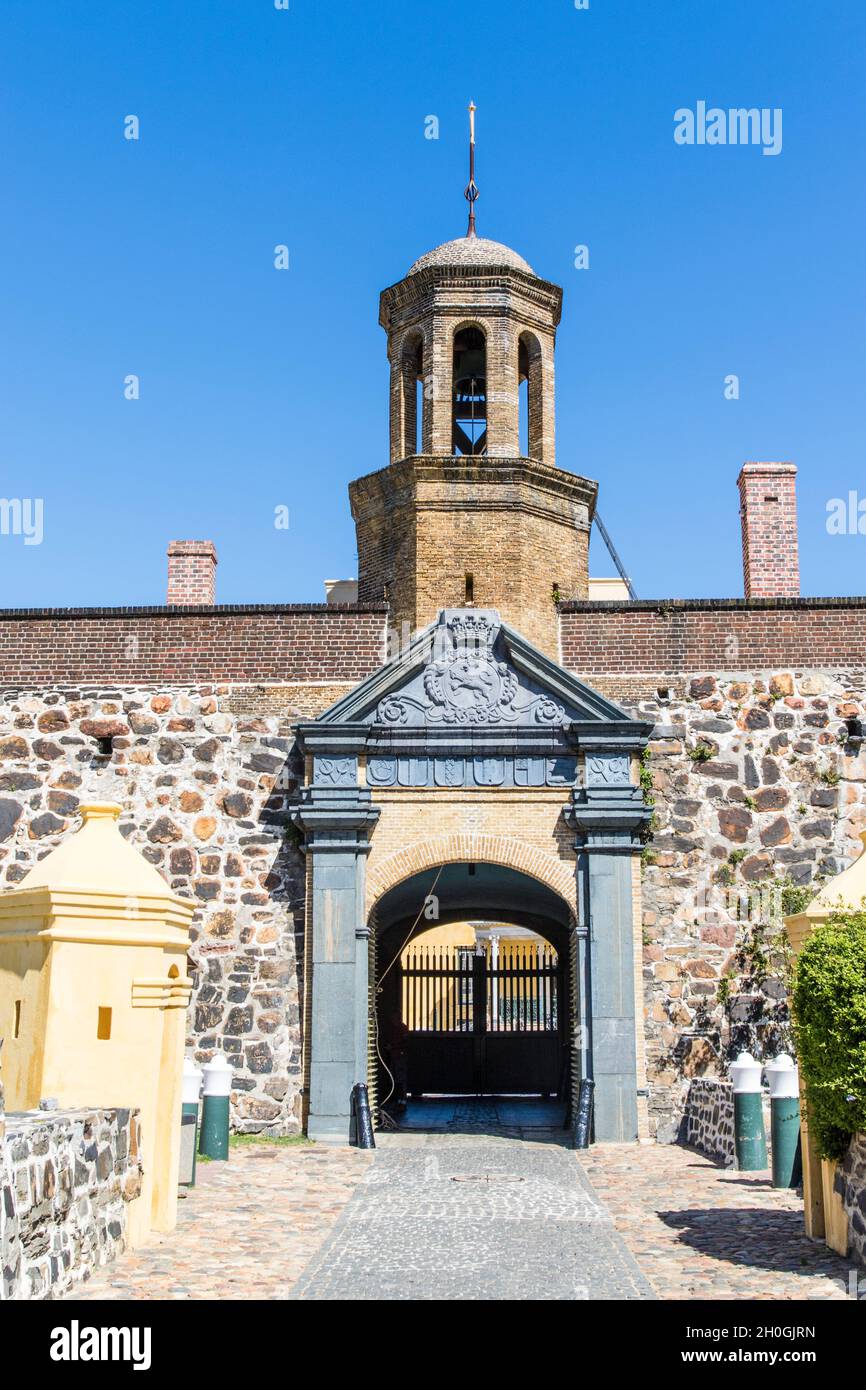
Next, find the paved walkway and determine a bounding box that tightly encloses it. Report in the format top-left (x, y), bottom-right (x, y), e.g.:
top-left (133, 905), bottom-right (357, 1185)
top-left (71, 1143), bottom-right (372, 1301)
top-left (71, 1126), bottom-right (855, 1302)
top-left (292, 1130), bottom-right (651, 1300)
top-left (579, 1143), bottom-right (851, 1301)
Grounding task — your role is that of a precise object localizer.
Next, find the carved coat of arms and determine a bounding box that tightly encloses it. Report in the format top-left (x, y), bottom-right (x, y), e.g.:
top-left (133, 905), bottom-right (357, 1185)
top-left (375, 614), bottom-right (565, 727)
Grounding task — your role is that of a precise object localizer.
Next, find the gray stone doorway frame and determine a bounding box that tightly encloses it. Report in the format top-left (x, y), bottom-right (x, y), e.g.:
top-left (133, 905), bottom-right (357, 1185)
top-left (291, 609), bottom-right (652, 1145)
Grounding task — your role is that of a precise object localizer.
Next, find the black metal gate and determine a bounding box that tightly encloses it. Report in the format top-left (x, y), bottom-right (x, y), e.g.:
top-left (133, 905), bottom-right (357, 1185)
top-left (401, 943), bottom-right (563, 1095)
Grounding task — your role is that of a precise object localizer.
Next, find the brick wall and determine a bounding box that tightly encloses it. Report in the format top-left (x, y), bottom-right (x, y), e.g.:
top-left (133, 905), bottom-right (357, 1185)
top-left (0, 605), bottom-right (387, 684)
top-left (167, 541), bottom-right (218, 606)
top-left (560, 599), bottom-right (866, 694)
top-left (738, 462), bottom-right (800, 598)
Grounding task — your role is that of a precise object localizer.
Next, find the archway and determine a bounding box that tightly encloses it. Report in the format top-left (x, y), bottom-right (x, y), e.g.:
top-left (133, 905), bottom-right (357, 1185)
top-left (369, 861), bottom-right (579, 1130)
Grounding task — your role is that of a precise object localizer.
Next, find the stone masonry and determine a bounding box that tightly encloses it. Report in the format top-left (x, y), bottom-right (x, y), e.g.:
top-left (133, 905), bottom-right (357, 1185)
top-left (838, 1132), bottom-right (866, 1268)
top-left (1, 1106), bottom-right (142, 1300)
top-left (681, 1078), bottom-right (736, 1165)
top-left (0, 682), bottom-right (352, 1134)
top-left (629, 667), bottom-right (865, 1139)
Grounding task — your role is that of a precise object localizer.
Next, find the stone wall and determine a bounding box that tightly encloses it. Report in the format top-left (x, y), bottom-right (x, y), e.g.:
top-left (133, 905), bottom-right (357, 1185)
top-left (838, 1133), bottom-right (866, 1268)
top-left (680, 1078), bottom-right (736, 1165)
top-left (625, 668), bottom-right (865, 1140)
top-left (0, 681), bottom-right (347, 1133)
top-left (0, 1106), bottom-right (142, 1300)
top-left (2, 603), bottom-right (865, 1144)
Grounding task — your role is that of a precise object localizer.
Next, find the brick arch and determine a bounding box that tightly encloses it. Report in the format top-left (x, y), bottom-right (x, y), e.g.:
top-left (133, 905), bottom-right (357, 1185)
top-left (366, 833), bottom-right (576, 916)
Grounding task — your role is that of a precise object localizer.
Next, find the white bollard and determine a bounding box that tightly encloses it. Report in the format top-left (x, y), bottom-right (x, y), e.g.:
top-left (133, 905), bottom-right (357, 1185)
top-left (764, 1052), bottom-right (799, 1099)
top-left (199, 1053), bottom-right (232, 1160)
top-left (179, 1058), bottom-right (203, 1185)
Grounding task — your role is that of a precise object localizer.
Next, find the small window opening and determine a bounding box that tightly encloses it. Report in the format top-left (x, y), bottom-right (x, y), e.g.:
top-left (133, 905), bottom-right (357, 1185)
top-left (657, 686), bottom-right (671, 702)
top-left (14, 999), bottom-right (22, 1038)
top-left (97, 1007), bottom-right (112, 1040)
top-left (764, 495), bottom-right (779, 503)
top-left (96, 736), bottom-right (113, 757)
top-left (464, 572), bottom-right (475, 604)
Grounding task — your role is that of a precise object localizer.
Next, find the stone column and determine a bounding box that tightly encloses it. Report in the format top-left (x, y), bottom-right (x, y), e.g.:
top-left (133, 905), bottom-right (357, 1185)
top-left (566, 748), bottom-right (649, 1143)
top-left (292, 749), bottom-right (380, 1144)
top-left (485, 313), bottom-right (518, 457)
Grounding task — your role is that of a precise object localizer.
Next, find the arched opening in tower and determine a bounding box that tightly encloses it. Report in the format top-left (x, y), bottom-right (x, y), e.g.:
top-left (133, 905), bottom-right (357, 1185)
top-left (518, 331), bottom-right (544, 461)
top-left (452, 326), bottom-right (488, 456)
top-left (400, 332), bottom-right (425, 457)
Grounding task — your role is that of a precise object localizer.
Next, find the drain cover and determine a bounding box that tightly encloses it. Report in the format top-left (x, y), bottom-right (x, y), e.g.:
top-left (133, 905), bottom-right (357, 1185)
top-left (451, 1174), bottom-right (525, 1184)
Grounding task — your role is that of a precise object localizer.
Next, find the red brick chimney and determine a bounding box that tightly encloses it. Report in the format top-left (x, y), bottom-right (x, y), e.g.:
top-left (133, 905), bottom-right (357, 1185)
top-left (737, 463), bottom-right (799, 598)
top-left (166, 540), bottom-right (217, 605)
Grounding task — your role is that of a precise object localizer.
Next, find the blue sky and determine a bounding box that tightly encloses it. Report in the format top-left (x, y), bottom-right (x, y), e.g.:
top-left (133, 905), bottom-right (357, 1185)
top-left (1, 0), bottom-right (864, 606)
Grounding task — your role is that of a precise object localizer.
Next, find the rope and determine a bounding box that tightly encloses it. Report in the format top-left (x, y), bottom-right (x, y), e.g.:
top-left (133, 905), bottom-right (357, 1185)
top-left (373, 865), bottom-right (445, 1116)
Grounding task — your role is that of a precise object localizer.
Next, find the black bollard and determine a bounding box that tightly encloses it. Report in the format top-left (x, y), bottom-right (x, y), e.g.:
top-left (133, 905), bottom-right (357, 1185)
top-left (573, 1078), bottom-right (594, 1149)
top-left (351, 1083), bottom-right (376, 1149)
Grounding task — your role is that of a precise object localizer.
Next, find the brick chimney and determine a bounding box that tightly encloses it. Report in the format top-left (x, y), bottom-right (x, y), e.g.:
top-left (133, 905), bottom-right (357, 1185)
top-left (737, 463), bottom-right (799, 598)
top-left (166, 540), bottom-right (217, 605)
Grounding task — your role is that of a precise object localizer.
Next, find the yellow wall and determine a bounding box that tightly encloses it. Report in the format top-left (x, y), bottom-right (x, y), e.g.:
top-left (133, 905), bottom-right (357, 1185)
top-left (0, 803), bottom-right (194, 1247)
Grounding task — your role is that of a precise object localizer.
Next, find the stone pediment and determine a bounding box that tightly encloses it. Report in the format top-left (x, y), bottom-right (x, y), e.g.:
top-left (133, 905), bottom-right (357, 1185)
top-left (317, 609), bottom-right (633, 730)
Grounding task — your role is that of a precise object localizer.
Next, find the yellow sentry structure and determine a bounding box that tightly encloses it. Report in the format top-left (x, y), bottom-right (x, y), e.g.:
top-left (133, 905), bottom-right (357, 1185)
top-left (0, 802), bottom-right (194, 1247)
top-left (785, 829), bottom-right (866, 1256)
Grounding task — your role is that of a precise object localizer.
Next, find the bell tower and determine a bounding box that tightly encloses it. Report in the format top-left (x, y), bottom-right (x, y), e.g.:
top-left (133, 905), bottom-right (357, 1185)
top-left (349, 105), bottom-right (597, 658)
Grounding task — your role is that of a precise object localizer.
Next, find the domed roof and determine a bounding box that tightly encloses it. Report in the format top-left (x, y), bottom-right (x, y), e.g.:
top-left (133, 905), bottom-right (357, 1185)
top-left (408, 235), bottom-right (534, 277)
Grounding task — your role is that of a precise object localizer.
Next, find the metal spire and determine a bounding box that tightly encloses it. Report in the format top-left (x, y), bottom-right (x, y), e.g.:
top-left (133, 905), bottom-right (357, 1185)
top-left (464, 101), bottom-right (479, 237)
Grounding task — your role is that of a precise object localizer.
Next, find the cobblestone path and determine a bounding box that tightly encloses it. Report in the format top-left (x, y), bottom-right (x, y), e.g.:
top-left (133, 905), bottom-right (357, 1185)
top-left (579, 1143), bottom-right (852, 1301)
top-left (70, 1131), bottom-right (856, 1302)
top-left (71, 1143), bottom-right (372, 1301)
top-left (291, 1131), bottom-right (653, 1300)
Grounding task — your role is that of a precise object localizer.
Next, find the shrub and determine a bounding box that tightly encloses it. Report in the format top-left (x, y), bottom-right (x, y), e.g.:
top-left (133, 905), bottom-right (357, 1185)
top-left (791, 910), bottom-right (866, 1160)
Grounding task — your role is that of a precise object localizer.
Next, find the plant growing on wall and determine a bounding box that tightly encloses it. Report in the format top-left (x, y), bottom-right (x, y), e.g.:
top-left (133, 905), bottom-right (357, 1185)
top-left (638, 747), bottom-right (657, 846)
top-left (792, 909), bottom-right (866, 1160)
top-left (714, 876), bottom-right (797, 1056)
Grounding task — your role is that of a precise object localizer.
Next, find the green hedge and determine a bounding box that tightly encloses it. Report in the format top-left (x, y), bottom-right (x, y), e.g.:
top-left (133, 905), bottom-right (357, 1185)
top-left (791, 910), bottom-right (866, 1160)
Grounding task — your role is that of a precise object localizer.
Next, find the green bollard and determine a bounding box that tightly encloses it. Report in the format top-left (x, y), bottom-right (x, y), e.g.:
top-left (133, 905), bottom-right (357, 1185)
top-left (770, 1096), bottom-right (801, 1187)
top-left (199, 1052), bottom-right (232, 1160)
top-left (766, 1053), bottom-right (800, 1188)
top-left (730, 1051), bottom-right (768, 1171)
top-left (733, 1090), bottom-right (768, 1170)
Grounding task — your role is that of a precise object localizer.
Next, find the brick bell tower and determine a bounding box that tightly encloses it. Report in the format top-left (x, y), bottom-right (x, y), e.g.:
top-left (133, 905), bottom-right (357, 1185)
top-left (349, 105), bottom-right (597, 659)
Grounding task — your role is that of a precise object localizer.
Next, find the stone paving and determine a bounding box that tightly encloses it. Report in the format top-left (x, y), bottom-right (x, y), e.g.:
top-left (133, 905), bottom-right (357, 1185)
top-left (68, 1126), bottom-right (857, 1302)
top-left (70, 1142), bottom-right (372, 1301)
top-left (292, 1130), bottom-right (652, 1300)
top-left (578, 1143), bottom-right (852, 1301)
